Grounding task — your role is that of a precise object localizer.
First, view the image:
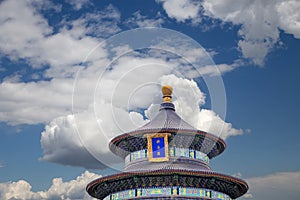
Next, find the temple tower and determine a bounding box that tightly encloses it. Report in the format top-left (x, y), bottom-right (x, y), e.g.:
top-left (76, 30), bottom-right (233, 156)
top-left (87, 86), bottom-right (248, 199)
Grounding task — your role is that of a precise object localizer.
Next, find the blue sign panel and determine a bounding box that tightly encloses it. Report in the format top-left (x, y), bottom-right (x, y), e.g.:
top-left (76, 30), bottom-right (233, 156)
top-left (146, 133), bottom-right (170, 162)
top-left (151, 137), bottom-right (165, 158)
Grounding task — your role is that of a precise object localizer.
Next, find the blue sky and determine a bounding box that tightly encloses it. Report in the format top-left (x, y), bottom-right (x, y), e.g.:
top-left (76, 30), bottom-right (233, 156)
top-left (0, 0), bottom-right (299, 199)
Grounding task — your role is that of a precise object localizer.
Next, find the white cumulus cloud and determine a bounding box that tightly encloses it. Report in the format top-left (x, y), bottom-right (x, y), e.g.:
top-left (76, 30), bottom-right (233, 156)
top-left (0, 0), bottom-right (116, 71)
top-left (276, 1), bottom-right (300, 38)
top-left (159, 75), bottom-right (243, 139)
top-left (41, 74), bottom-right (242, 169)
top-left (0, 171), bottom-right (98, 200)
top-left (156, 0), bottom-right (202, 23)
top-left (157, 0), bottom-right (300, 66)
top-left (243, 171), bottom-right (300, 200)
top-left (202, 0), bottom-right (300, 66)
top-left (0, 0), bottom-right (52, 62)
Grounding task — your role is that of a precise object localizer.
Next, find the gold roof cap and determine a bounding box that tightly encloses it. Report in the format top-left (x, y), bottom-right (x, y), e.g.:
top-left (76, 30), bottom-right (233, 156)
top-left (162, 85), bottom-right (172, 102)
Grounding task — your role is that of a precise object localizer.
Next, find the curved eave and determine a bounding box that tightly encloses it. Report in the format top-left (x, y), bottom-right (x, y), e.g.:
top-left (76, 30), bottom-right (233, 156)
top-left (86, 169), bottom-right (248, 199)
top-left (109, 129), bottom-right (226, 159)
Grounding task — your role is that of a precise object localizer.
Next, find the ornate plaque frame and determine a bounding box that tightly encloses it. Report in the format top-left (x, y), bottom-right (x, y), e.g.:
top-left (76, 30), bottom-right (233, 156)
top-left (145, 133), bottom-right (171, 162)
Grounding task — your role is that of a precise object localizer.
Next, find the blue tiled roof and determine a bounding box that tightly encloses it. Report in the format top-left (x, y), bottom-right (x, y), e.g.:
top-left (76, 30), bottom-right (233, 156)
top-left (137, 102), bottom-right (197, 131)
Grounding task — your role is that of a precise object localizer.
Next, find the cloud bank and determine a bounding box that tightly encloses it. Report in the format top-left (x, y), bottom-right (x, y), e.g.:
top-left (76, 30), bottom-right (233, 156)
top-left (244, 171), bottom-right (300, 200)
top-left (157, 0), bottom-right (300, 66)
top-left (0, 171), bottom-right (98, 200)
top-left (0, 0), bottom-right (244, 169)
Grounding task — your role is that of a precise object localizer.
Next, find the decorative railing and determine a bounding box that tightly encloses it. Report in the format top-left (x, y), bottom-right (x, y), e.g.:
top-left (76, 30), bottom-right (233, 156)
top-left (125, 147), bottom-right (210, 165)
top-left (104, 187), bottom-right (231, 200)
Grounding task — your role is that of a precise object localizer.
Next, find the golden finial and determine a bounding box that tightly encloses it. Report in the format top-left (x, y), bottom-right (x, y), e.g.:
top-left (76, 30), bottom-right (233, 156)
top-left (162, 85), bottom-right (172, 102)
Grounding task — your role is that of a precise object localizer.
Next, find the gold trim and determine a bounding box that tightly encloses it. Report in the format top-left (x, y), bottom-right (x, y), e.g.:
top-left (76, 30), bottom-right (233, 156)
top-left (145, 133), bottom-right (171, 162)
